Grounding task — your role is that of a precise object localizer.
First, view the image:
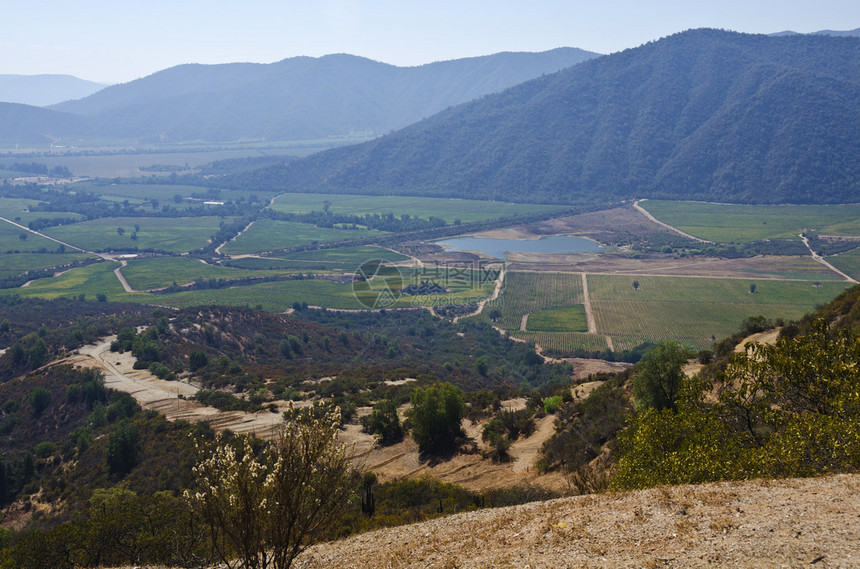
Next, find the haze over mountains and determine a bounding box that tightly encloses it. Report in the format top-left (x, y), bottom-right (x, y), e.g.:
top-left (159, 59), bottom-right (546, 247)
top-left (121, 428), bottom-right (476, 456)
top-left (233, 29), bottom-right (860, 206)
top-left (0, 75), bottom-right (107, 107)
top-left (0, 48), bottom-right (597, 145)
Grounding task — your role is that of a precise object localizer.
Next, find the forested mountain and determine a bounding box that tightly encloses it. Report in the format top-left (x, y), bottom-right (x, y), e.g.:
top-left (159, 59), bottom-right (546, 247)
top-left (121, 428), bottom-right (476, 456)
top-left (0, 102), bottom-right (88, 144)
top-left (230, 29), bottom-right (860, 205)
top-left (0, 74), bottom-right (107, 107)
top-left (0, 49), bottom-right (596, 145)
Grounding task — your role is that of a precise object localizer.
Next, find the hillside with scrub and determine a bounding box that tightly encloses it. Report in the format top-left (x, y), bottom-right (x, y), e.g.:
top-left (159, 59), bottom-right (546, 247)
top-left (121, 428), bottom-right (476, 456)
top-left (0, 281), bottom-right (858, 567)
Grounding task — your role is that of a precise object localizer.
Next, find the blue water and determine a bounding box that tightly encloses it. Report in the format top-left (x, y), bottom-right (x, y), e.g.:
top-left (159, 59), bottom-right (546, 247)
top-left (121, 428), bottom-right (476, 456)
top-left (436, 235), bottom-right (603, 258)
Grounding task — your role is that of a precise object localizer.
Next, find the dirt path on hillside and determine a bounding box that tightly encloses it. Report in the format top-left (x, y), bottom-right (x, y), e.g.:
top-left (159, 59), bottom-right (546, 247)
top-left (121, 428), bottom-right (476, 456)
top-left (65, 336), bottom-right (287, 438)
top-left (295, 474), bottom-right (860, 569)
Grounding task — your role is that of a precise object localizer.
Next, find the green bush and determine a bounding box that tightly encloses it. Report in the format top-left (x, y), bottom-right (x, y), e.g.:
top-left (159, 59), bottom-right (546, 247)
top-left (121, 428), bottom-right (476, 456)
top-left (612, 320), bottom-right (860, 489)
top-left (361, 399), bottom-right (403, 445)
top-left (28, 387), bottom-right (51, 417)
top-left (33, 441), bottom-right (57, 458)
top-left (407, 383), bottom-right (465, 455)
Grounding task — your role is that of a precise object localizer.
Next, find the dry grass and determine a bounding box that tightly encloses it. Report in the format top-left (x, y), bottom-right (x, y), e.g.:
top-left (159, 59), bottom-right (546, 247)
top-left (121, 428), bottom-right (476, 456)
top-left (294, 474), bottom-right (860, 569)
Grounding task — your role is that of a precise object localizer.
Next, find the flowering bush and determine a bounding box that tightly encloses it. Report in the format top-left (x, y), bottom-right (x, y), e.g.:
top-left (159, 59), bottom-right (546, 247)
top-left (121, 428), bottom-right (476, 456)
top-left (187, 405), bottom-right (355, 569)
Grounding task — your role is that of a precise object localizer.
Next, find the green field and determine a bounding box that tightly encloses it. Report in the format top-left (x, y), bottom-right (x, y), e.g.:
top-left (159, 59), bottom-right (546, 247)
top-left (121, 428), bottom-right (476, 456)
top-left (588, 275), bottom-right (851, 350)
top-left (0, 197), bottom-right (85, 225)
top-left (0, 253), bottom-right (95, 276)
top-left (0, 219), bottom-right (64, 253)
top-left (0, 197), bottom-right (42, 219)
top-left (6, 262), bottom-right (138, 301)
top-left (119, 257), bottom-right (291, 290)
top-left (729, 257), bottom-right (845, 281)
top-left (640, 200), bottom-right (860, 242)
top-left (69, 183), bottom-right (278, 209)
top-left (511, 331), bottom-right (609, 353)
top-left (269, 192), bottom-right (569, 223)
top-left (222, 219), bottom-right (384, 255)
top-left (473, 271), bottom-right (851, 353)
top-left (526, 306), bottom-right (588, 332)
top-left (278, 245), bottom-right (410, 265)
top-left (482, 272), bottom-right (585, 330)
top-left (827, 248), bottom-right (860, 281)
top-left (42, 216), bottom-right (229, 253)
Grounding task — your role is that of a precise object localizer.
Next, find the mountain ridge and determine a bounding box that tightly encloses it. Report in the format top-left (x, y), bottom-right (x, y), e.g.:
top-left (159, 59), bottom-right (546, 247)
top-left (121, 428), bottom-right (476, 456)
top-left (0, 48), bottom-right (598, 145)
top-left (0, 74), bottom-right (108, 107)
top-left (230, 29), bottom-right (860, 205)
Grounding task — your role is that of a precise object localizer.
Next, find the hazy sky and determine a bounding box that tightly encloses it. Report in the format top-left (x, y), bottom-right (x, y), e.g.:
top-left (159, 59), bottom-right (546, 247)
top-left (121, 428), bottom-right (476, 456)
top-left (3, 0), bottom-right (859, 84)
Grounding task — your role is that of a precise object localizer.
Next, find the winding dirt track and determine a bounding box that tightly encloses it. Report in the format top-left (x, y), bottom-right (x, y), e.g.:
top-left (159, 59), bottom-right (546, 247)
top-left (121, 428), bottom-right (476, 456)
top-left (66, 336), bottom-right (287, 439)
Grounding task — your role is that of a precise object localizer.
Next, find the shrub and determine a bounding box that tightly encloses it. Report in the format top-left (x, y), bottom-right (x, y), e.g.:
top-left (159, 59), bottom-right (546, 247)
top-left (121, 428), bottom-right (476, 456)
top-left (187, 406), bottom-right (355, 569)
top-left (407, 383), bottom-right (465, 455)
top-left (28, 387), bottom-right (51, 416)
top-left (361, 399), bottom-right (403, 445)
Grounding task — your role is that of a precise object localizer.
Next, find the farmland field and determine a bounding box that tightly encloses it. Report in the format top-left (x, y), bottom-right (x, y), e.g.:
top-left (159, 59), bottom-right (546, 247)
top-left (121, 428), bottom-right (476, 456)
top-left (0, 253), bottom-right (95, 276)
top-left (511, 331), bottom-right (609, 353)
top-left (20, 142), bottom-right (349, 177)
top-left (0, 219), bottom-right (64, 253)
top-left (526, 306), bottom-right (588, 332)
top-left (474, 270), bottom-right (851, 354)
top-left (827, 248), bottom-right (860, 281)
top-left (42, 216), bottom-right (229, 253)
top-left (152, 279), bottom-right (365, 311)
top-left (639, 200), bottom-right (860, 242)
top-left (5, 262), bottom-right (138, 301)
top-left (222, 245), bottom-right (409, 272)
top-left (483, 272), bottom-right (585, 331)
top-left (277, 245), bottom-right (410, 265)
top-left (119, 257), bottom-right (290, 290)
top-left (269, 192), bottom-right (570, 223)
top-left (222, 219), bottom-right (384, 255)
top-left (588, 275), bottom-right (851, 350)
top-left (69, 182), bottom-right (278, 209)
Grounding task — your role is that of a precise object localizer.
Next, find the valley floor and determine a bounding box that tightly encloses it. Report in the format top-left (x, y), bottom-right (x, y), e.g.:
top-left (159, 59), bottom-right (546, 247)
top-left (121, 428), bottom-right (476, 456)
top-left (294, 474), bottom-right (860, 568)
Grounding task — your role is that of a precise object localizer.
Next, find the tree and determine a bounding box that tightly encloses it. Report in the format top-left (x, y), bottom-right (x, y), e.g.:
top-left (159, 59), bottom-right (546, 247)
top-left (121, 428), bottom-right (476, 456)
top-left (632, 280), bottom-right (640, 290)
top-left (487, 308), bottom-right (502, 322)
top-left (105, 420), bottom-right (141, 476)
top-left (189, 350), bottom-right (208, 371)
top-left (407, 383), bottom-right (465, 455)
top-left (361, 399), bottom-right (403, 444)
top-left (632, 341), bottom-right (694, 411)
top-left (29, 386), bottom-right (51, 416)
top-left (749, 282), bottom-right (757, 294)
top-left (187, 405), bottom-right (355, 569)
top-left (117, 227), bottom-right (125, 236)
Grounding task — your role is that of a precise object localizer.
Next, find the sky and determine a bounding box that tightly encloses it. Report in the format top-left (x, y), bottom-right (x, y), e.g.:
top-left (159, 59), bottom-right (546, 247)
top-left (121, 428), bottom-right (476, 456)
top-left (3, 0), bottom-right (859, 84)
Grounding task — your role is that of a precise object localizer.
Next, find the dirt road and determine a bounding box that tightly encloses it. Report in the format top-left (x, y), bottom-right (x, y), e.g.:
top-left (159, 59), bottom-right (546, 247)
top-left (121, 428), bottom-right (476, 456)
top-left (67, 336), bottom-right (286, 438)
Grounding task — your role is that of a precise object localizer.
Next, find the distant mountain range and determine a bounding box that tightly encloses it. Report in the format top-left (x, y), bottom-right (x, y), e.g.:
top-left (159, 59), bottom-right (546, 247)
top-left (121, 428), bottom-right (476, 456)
top-left (0, 49), bottom-right (598, 145)
top-left (229, 29), bottom-right (860, 205)
top-left (771, 28), bottom-right (860, 37)
top-left (0, 74), bottom-right (108, 107)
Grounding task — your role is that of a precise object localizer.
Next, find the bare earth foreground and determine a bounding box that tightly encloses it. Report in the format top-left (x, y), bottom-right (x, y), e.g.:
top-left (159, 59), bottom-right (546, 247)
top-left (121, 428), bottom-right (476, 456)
top-left (294, 474), bottom-right (860, 569)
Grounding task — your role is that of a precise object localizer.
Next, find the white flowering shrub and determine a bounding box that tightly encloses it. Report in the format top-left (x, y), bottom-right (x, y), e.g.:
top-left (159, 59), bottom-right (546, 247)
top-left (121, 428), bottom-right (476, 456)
top-left (187, 406), bottom-right (355, 569)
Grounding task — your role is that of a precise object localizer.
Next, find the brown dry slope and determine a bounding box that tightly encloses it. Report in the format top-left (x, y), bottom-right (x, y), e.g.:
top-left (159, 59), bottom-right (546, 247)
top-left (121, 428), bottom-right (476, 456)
top-left (295, 474), bottom-right (860, 568)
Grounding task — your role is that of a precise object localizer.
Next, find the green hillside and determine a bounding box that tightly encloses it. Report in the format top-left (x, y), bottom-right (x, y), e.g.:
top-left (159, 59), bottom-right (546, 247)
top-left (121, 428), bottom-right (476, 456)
top-left (232, 29), bottom-right (860, 205)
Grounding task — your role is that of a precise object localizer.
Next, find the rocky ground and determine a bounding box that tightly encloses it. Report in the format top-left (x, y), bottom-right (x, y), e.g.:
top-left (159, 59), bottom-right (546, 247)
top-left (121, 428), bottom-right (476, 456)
top-left (294, 474), bottom-right (860, 568)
